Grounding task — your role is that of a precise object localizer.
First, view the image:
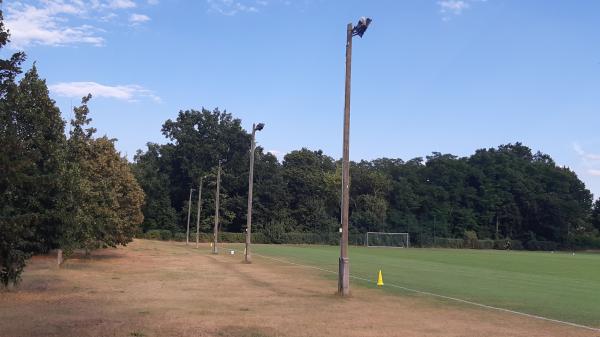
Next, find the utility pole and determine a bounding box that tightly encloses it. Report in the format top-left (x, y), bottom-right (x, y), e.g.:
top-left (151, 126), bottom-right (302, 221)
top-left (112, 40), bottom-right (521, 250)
top-left (339, 17), bottom-right (371, 297)
top-left (339, 22), bottom-right (353, 296)
top-left (186, 187), bottom-right (195, 246)
top-left (212, 162), bottom-right (221, 254)
top-left (245, 123), bottom-right (264, 264)
top-left (195, 176), bottom-right (204, 249)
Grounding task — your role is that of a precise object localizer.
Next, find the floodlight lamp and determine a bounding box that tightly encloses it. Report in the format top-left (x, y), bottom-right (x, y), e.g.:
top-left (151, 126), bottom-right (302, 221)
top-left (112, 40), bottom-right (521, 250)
top-left (255, 123), bottom-right (265, 131)
top-left (352, 17), bottom-right (372, 38)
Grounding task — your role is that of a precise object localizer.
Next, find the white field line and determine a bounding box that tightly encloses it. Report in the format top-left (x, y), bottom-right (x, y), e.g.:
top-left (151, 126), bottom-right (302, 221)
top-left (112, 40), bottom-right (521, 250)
top-left (226, 248), bottom-right (600, 333)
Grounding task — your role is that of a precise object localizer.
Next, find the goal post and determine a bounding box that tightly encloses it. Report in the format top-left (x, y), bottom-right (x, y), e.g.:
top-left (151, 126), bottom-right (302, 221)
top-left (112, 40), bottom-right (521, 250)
top-left (366, 232), bottom-right (410, 248)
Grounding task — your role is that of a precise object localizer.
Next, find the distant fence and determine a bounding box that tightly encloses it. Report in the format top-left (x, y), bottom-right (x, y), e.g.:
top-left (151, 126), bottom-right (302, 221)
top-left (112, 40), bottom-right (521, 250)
top-left (138, 230), bottom-right (363, 246)
top-left (138, 229), bottom-right (600, 251)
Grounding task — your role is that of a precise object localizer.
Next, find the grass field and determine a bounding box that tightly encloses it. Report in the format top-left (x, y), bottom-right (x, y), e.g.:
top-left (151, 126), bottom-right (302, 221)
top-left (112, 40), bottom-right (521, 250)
top-left (2, 240), bottom-right (598, 337)
top-left (233, 244), bottom-right (600, 328)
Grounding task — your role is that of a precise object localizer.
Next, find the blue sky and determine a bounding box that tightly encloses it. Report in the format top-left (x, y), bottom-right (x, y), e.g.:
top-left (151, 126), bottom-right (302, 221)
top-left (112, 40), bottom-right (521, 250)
top-left (3, 0), bottom-right (600, 198)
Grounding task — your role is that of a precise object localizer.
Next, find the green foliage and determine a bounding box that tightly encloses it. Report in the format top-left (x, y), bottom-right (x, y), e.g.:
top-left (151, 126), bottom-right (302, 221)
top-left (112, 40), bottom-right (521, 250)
top-left (134, 102), bottom-right (598, 251)
top-left (282, 149), bottom-right (338, 232)
top-left (0, 3), bottom-right (30, 286)
top-left (134, 108), bottom-right (292, 235)
top-left (463, 230), bottom-right (478, 249)
top-left (0, 12), bottom-right (144, 286)
top-left (525, 240), bottom-right (559, 251)
top-left (145, 229), bottom-right (173, 241)
top-left (63, 97), bottom-right (145, 253)
top-left (592, 199), bottom-right (600, 232)
top-left (133, 144), bottom-right (178, 233)
top-left (0, 62), bottom-right (66, 285)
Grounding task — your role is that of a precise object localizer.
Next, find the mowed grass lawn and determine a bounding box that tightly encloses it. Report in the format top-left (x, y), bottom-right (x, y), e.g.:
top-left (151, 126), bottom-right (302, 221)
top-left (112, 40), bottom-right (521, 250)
top-left (241, 244), bottom-right (600, 327)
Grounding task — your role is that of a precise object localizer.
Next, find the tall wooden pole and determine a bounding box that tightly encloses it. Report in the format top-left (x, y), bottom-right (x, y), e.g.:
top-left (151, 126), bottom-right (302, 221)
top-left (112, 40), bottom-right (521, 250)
top-left (339, 22), bottom-right (353, 296)
top-left (212, 162), bottom-right (221, 254)
top-left (195, 177), bottom-right (204, 249)
top-left (186, 188), bottom-right (194, 246)
top-left (245, 125), bottom-right (257, 263)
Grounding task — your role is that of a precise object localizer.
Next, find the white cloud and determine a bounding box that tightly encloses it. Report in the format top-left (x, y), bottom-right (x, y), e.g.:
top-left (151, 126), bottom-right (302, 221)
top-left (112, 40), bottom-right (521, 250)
top-left (573, 143), bottom-right (600, 161)
top-left (589, 169), bottom-right (600, 177)
top-left (573, 142), bottom-right (600, 178)
top-left (5, 2), bottom-right (104, 48)
top-left (49, 81), bottom-right (161, 103)
top-left (129, 13), bottom-right (151, 24)
top-left (438, 0), bottom-right (469, 15)
top-left (207, 0), bottom-right (260, 16)
top-left (437, 0), bottom-right (486, 20)
top-left (107, 0), bottom-right (136, 9)
top-left (4, 1), bottom-right (145, 48)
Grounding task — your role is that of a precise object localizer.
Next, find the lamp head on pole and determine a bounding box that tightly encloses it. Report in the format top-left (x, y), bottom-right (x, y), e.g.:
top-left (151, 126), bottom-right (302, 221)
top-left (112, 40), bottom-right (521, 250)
top-left (352, 17), bottom-right (372, 38)
top-left (254, 123), bottom-right (265, 131)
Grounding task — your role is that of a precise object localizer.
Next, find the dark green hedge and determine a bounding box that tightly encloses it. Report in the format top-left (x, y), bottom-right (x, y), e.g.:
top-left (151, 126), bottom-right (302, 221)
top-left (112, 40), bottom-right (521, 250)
top-left (138, 230), bottom-right (600, 251)
top-left (139, 230), bottom-right (529, 250)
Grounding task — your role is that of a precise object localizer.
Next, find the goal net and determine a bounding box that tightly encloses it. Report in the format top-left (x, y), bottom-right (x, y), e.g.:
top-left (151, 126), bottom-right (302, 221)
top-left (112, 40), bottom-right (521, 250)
top-left (366, 232), bottom-right (410, 248)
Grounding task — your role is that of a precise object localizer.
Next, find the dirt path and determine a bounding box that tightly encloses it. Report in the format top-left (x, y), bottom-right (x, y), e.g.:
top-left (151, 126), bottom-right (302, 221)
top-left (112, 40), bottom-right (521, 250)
top-left (0, 240), bottom-right (595, 337)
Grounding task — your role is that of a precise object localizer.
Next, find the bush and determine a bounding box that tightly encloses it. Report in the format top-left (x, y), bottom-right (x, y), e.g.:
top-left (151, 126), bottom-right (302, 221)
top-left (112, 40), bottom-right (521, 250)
top-left (144, 229), bottom-right (173, 241)
top-left (493, 239), bottom-right (523, 250)
top-left (572, 235), bottom-right (600, 250)
top-left (463, 230), bottom-right (478, 249)
top-left (172, 232), bottom-right (186, 241)
top-left (477, 239), bottom-right (495, 250)
top-left (434, 238), bottom-right (464, 249)
top-left (145, 230), bottom-right (162, 240)
top-left (525, 240), bottom-right (558, 251)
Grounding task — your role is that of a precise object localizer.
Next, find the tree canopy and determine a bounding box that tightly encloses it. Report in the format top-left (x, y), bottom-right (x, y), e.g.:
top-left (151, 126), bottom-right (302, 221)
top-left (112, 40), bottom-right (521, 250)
top-left (134, 107), bottom-right (598, 250)
top-left (0, 4), bottom-right (144, 286)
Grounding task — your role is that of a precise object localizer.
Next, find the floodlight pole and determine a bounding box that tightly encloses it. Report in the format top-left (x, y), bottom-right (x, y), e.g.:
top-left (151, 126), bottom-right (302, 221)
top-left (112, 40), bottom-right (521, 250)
top-left (245, 123), bottom-right (264, 264)
top-left (212, 161), bottom-right (221, 254)
top-left (195, 176), bottom-right (204, 249)
top-left (433, 214), bottom-right (436, 247)
top-left (339, 22), bottom-right (353, 296)
top-left (186, 188), bottom-right (194, 246)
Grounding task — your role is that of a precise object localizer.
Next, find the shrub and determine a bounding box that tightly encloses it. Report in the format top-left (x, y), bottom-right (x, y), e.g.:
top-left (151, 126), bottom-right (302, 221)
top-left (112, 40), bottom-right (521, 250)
top-left (145, 230), bottom-right (163, 240)
top-left (434, 238), bottom-right (464, 249)
top-left (172, 232), bottom-right (186, 241)
top-left (572, 235), bottom-right (600, 250)
top-left (462, 230), bottom-right (478, 249)
top-left (525, 240), bottom-right (558, 251)
top-left (477, 239), bottom-right (495, 250)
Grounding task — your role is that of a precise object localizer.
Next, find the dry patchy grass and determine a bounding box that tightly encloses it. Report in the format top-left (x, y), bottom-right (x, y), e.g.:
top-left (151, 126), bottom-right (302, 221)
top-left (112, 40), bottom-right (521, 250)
top-left (0, 240), bottom-right (595, 337)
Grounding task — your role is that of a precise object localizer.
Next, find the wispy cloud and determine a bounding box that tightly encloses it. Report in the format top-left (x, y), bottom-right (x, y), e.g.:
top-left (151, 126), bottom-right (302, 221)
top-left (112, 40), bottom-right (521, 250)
top-left (589, 169), bottom-right (600, 177)
top-left (573, 142), bottom-right (600, 178)
top-left (107, 0), bottom-right (137, 9)
top-left (573, 143), bottom-right (600, 161)
top-left (129, 13), bottom-right (151, 25)
top-left (4, 1), bottom-right (150, 48)
top-left (207, 0), bottom-right (261, 16)
top-left (437, 0), bottom-right (486, 21)
top-left (5, 2), bottom-right (104, 48)
top-left (50, 81), bottom-right (161, 103)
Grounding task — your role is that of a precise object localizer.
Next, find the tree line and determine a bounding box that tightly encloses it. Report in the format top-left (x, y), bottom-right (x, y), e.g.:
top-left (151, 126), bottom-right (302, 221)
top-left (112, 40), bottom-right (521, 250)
top-left (0, 6), bottom-right (144, 287)
top-left (133, 108), bottom-right (600, 249)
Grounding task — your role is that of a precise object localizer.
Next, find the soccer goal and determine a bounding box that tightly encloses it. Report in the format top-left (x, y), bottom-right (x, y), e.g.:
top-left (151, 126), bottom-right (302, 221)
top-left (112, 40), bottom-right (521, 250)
top-left (366, 232), bottom-right (410, 248)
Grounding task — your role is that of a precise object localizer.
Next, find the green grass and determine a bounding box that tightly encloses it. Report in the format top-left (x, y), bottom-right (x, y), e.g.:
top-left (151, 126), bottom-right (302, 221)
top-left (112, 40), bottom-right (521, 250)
top-left (244, 244), bottom-right (600, 327)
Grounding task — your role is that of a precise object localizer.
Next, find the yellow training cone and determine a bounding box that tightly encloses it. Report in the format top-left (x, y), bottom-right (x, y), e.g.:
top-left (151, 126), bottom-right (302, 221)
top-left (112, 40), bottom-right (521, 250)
top-left (377, 270), bottom-right (384, 287)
